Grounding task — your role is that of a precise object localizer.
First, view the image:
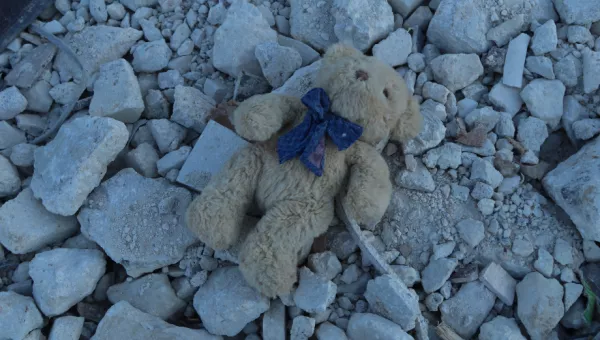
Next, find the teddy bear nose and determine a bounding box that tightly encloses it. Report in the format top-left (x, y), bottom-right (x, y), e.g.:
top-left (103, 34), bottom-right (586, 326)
top-left (355, 70), bottom-right (369, 81)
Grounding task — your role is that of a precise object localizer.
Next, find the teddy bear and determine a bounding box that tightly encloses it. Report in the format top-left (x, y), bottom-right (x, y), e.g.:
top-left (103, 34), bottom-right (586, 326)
top-left (185, 43), bottom-right (423, 298)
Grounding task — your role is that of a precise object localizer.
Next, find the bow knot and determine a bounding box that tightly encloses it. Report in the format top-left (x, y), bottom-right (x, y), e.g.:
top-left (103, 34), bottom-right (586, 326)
top-left (277, 88), bottom-right (363, 176)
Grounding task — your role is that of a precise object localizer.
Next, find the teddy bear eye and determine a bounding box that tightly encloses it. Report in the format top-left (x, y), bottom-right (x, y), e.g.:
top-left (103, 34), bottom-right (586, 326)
top-left (383, 88), bottom-right (390, 99)
top-left (355, 70), bottom-right (369, 81)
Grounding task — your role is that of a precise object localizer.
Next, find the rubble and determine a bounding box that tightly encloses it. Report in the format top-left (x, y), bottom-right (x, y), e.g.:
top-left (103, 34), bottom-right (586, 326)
top-left (316, 322), bottom-right (348, 340)
top-left (171, 85), bottom-right (215, 133)
top-left (255, 42), bottom-right (303, 88)
top-left (0, 154), bottom-right (21, 198)
top-left (439, 281), bottom-right (495, 338)
top-left (347, 313), bottom-right (412, 340)
top-left (0, 291), bottom-right (43, 340)
top-left (516, 272), bottom-right (564, 340)
top-left (48, 316), bottom-right (85, 340)
top-left (503, 33), bottom-right (530, 88)
top-left (479, 262), bottom-right (517, 306)
top-left (583, 48), bottom-right (600, 94)
top-left (394, 158), bottom-right (435, 192)
top-left (132, 39), bottom-right (172, 73)
top-left (531, 20), bottom-right (557, 55)
top-left (290, 316), bottom-right (315, 340)
top-left (421, 258), bottom-right (458, 293)
top-left (479, 316), bottom-right (526, 340)
top-left (430, 53), bottom-right (484, 92)
top-left (364, 274), bottom-right (419, 330)
top-left (294, 267), bottom-right (337, 313)
top-left (263, 299), bottom-right (286, 340)
top-left (0, 86), bottom-right (28, 120)
top-left (520, 79), bottom-right (565, 129)
top-left (148, 119), bottom-right (187, 154)
top-left (372, 28), bottom-right (412, 67)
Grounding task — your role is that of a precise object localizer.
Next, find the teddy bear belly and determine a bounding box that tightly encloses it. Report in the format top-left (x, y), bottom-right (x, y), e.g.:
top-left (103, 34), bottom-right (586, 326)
top-left (253, 143), bottom-right (348, 212)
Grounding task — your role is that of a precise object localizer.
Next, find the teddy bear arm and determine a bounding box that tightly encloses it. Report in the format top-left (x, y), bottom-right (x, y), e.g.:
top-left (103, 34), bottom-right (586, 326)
top-left (342, 142), bottom-right (393, 228)
top-left (391, 96), bottom-right (423, 142)
top-left (185, 145), bottom-right (264, 250)
top-left (232, 93), bottom-right (306, 142)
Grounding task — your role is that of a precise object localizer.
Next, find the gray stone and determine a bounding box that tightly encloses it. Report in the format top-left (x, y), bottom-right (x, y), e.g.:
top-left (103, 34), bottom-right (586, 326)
top-left (512, 239), bottom-right (534, 257)
top-left (331, 0), bottom-right (394, 52)
top-left (48, 316), bottom-right (85, 340)
top-left (255, 42), bottom-right (303, 88)
top-left (0, 86), bottom-right (28, 120)
top-left (471, 182), bottom-right (493, 200)
top-left (583, 240), bottom-right (600, 262)
top-left (395, 158), bottom-right (435, 192)
top-left (132, 39), bottom-right (172, 73)
top-left (554, 0), bottom-right (600, 25)
top-left (456, 218), bottom-right (485, 248)
top-left (488, 82), bottom-right (523, 116)
top-left (157, 146), bottom-right (191, 176)
top-left (273, 59), bottom-right (322, 98)
top-left (263, 299), bottom-right (286, 340)
top-left (277, 35), bottom-right (321, 67)
top-left (554, 54), bottom-right (582, 88)
top-left (207, 3), bottom-right (227, 25)
top-left (22, 80), bottom-right (53, 113)
top-left (119, 0), bottom-right (158, 11)
top-left (139, 19), bottom-right (162, 41)
top-left (307, 251), bottom-right (343, 281)
top-left (90, 0), bottom-right (108, 22)
top-left (403, 6), bottom-right (432, 30)
top-left (439, 281), bottom-right (495, 338)
top-left (567, 25), bottom-right (593, 44)
top-left (478, 198), bottom-right (495, 216)
top-left (347, 313), bottom-right (412, 340)
top-left (422, 82), bottom-right (450, 104)
top-left (480, 262), bottom-right (516, 306)
top-left (553, 238), bottom-right (573, 266)
top-left (54, 26), bottom-right (142, 81)
top-left (465, 106), bottom-right (500, 133)
top-left (486, 14), bottom-right (526, 47)
top-left (479, 316), bottom-right (526, 340)
top-left (171, 85), bottom-right (215, 133)
top-left (521, 79), bottom-right (565, 129)
top-left (526, 56), bottom-right (555, 79)
top-left (516, 272), bottom-right (564, 340)
top-left (148, 119), bottom-right (187, 154)
top-left (543, 136), bottom-right (600, 242)
top-left (534, 248), bottom-right (554, 277)
top-left (430, 54), bottom-right (484, 92)
top-left (31, 116), bottom-right (128, 216)
top-left (4, 43), bottom-right (57, 89)
top-left (457, 98), bottom-right (478, 118)
top-left (93, 301), bottom-right (220, 340)
top-left (0, 291), bottom-right (43, 340)
top-left (471, 158), bottom-right (503, 188)
top-left (158, 70), bottom-right (184, 89)
top-left (291, 316), bottom-right (315, 340)
top-left (503, 33), bottom-right (530, 88)
top-left (107, 3), bottom-right (126, 20)
top-left (213, 1), bottom-right (277, 77)
top-left (422, 143), bottom-right (461, 170)
top-left (563, 96), bottom-right (593, 144)
top-left (30, 248), bottom-right (106, 316)
top-left (425, 292), bottom-right (443, 311)
top-left (391, 265), bottom-right (421, 288)
top-left (144, 89), bottom-right (170, 119)
top-left (78, 169), bottom-right (195, 277)
top-left (372, 28), bottom-right (412, 67)
top-left (107, 273), bottom-right (186, 320)
top-left (420, 99), bottom-right (446, 121)
top-left (401, 112), bottom-right (445, 155)
top-left (49, 82), bottom-right (81, 105)
top-left (0, 188), bottom-right (78, 254)
top-left (169, 23), bottom-right (191, 50)
top-left (389, 0), bottom-right (423, 17)
top-left (294, 267), bottom-right (337, 314)
top-left (193, 266), bottom-right (270, 337)
top-left (289, 0), bottom-right (338, 51)
top-left (494, 112), bottom-right (516, 138)
top-left (364, 274), bottom-right (419, 331)
top-left (422, 258), bottom-right (458, 293)
top-left (177, 120), bottom-right (249, 191)
top-left (583, 48), bottom-right (600, 94)
top-left (531, 20), bottom-right (557, 56)
top-left (316, 322), bottom-right (348, 340)
top-left (0, 154), bottom-right (20, 198)
top-left (90, 59), bottom-right (144, 123)
top-left (517, 116), bottom-right (548, 153)
top-left (564, 282), bottom-right (583, 312)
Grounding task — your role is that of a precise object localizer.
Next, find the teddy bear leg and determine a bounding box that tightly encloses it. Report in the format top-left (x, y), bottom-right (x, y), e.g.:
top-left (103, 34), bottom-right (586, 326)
top-left (185, 145), bottom-right (263, 250)
top-left (238, 200), bottom-right (334, 298)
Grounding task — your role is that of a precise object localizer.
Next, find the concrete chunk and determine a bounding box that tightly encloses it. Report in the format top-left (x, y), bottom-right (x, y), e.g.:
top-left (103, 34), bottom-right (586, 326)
top-left (531, 20), bottom-right (557, 55)
top-left (503, 33), bottom-right (530, 88)
top-left (440, 281), bottom-right (495, 338)
top-left (430, 54), bottom-right (484, 92)
top-left (347, 313), bottom-right (412, 340)
top-left (516, 272), bottom-right (564, 340)
top-left (364, 274), bottom-right (419, 331)
top-left (289, 0), bottom-right (338, 51)
top-left (583, 48), bottom-right (600, 94)
top-left (48, 316), bottom-right (85, 340)
top-left (421, 258), bottom-right (458, 293)
top-left (294, 267), bottom-right (337, 314)
top-left (132, 39), bottom-right (172, 73)
top-left (263, 299), bottom-right (286, 340)
top-left (520, 79), bottom-right (565, 129)
top-left (171, 85), bottom-right (215, 133)
top-left (0, 86), bottom-right (28, 120)
top-left (480, 262), bottom-right (516, 306)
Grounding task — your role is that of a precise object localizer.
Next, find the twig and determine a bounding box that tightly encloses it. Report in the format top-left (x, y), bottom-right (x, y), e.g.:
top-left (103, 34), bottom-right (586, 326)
top-left (436, 323), bottom-right (465, 340)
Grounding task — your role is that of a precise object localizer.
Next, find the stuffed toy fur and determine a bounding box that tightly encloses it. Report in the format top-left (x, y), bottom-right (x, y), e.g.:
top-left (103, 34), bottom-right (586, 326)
top-left (185, 43), bottom-right (423, 298)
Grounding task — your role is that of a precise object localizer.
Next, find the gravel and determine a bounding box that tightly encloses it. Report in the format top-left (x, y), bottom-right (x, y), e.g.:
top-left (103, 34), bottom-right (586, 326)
top-left (347, 313), bottom-right (412, 340)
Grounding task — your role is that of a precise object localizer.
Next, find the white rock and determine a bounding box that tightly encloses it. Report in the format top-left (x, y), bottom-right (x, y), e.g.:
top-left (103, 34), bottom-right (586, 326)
top-left (480, 262), bottom-right (517, 306)
top-left (534, 248), bottom-right (554, 277)
top-left (132, 39), bottom-right (172, 73)
top-left (526, 56), bottom-right (555, 79)
top-left (170, 23), bottom-right (191, 50)
top-left (144, 89), bottom-right (170, 119)
top-left (213, 1), bottom-right (277, 77)
top-left (421, 258), bottom-right (458, 293)
top-left (471, 158), bottom-right (503, 188)
top-left (486, 14), bottom-right (526, 47)
top-left (207, 3), bottom-right (227, 25)
top-left (107, 273), bottom-right (186, 320)
top-left (573, 119), bottom-right (600, 140)
top-left (277, 35), bottom-right (321, 67)
top-left (516, 272), bottom-right (564, 340)
top-left (0, 86), bottom-right (28, 120)
top-left (148, 119), bottom-right (187, 154)
top-left (263, 299), bottom-right (286, 340)
top-left (90, 0), bottom-right (108, 22)
top-left (478, 198), bottom-right (495, 216)
top-left (273, 59), bottom-right (322, 98)
top-left (171, 85), bottom-right (215, 133)
top-left (291, 316), bottom-right (315, 340)
top-left (395, 158), bottom-right (435, 192)
top-left (0, 188), bottom-right (78, 254)
top-left (553, 238), bottom-right (573, 266)
top-left (53, 26), bottom-right (142, 80)
top-left (0, 291), bottom-right (43, 340)
top-left (93, 301), bottom-right (220, 339)
top-left (289, 0), bottom-right (338, 51)
top-left (488, 82), bottom-right (523, 116)
top-left (422, 82), bottom-right (450, 104)
top-left (440, 281), bottom-right (495, 338)
top-left (157, 146), bottom-right (191, 176)
top-left (512, 239), bottom-right (534, 257)
top-left (564, 282), bottom-right (583, 312)
top-left (255, 42), bottom-right (303, 88)
top-left (193, 266), bottom-right (270, 337)
top-left (531, 20), bottom-right (557, 55)
top-left (456, 218), bottom-right (485, 247)
top-left (331, 0), bottom-right (393, 52)
top-left (90, 59), bottom-right (144, 123)
top-left (554, 0), bottom-right (600, 25)
top-left (517, 116), bottom-right (548, 152)
top-left (422, 143), bottom-right (461, 170)
top-left (420, 99), bottom-right (446, 120)
top-left (49, 82), bottom-right (81, 105)
top-left (495, 112), bottom-right (516, 138)
top-left (503, 33), bottom-right (530, 89)
top-left (48, 316), bottom-right (85, 340)
top-left (0, 154), bottom-right (20, 198)
top-left (107, 3), bottom-right (126, 20)
top-left (347, 313), bottom-right (412, 340)
top-left (5, 43), bottom-right (57, 89)
top-left (158, 70), bottom-right (184, 89)
top-left (371, 28), bottom-right (411, 67)
top-left (364, 274), bottom-right (419, 331)
top-left (391, 265), bottom-right (421, 288)
top-left (307, 251), bottom-right (343, 281)
top-left (583, 48), bottom-right (600, 94)
top-left (465, 106), bottom-right (500, 133)
top-left (520, 79), bottom-right (565, 129)
top-left (294, 267), bottom-right (337, 314)
top-left (430, 54), bottom-right (484, 92)
top-left (30, 248), bottom-right (106, 316)
top-left (401, 112), bottom-right (445, 155)
top-left (31, 116), bottom-right (129, 216)
top-left (389, 0), bottom-right (423, 17)
top-left (479, 316), bottom-right (526, 340)
top-left (425, 292), bottom-right (443, 311)
top-left (316, 322), bottom-right (348, 340)
top-left (22, 80), bottom-right (53, 113)
top-left (78, 168), bottom-right (196, 277)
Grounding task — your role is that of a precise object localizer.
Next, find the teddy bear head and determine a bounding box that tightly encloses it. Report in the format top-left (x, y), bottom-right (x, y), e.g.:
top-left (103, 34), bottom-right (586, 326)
top-left (315, 43), bottom-right (422, 147)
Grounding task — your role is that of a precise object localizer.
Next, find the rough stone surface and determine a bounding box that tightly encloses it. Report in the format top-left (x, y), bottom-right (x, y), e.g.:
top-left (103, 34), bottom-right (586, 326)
top-left (307, 251), bottom-right (343, 281)
top-left (291, 316), bottom-right (315, 340)
top-left (543, 136), bottom-right (600, 242)
top-left (531, 20), bottom-right (557, 55)
top-left (171, 85), bottom-right (216, 133)
top-left (193, 266), bottom-right (270, 337)
top-left (316, 322), bottom-right (348, 340)
top-left (479, 316), bottom-right (526, 340)
top-left (488, 82), bottom-right (523, 116)
top-left (29, 248), bottom-right (106, 317)
top-left (31, 116), bottom-right (129, 216)
top-left (516, 272), bottom-right (564, 340)
top-left (0, 291), bottom-right (44, 340)
top-left (212, 1), bottom-right (277, 77)
top-left (331, 0), bottom-right (394, 52)
top-left (440, 281), bottom-right (495, 338)
top-left (401, 112), bottom-right (445, 155)
top-left (534, 248), bottom-right (554, 277)
top-left (107, 273), bottom-right (186, 320)
top-left (517, 117), bottom-right (548, 152)
top-left (90, 59), bottom-right (144, 123)
top-left (132, 39), bottom-right (172, 73)
top-left (289, 0), bottom-right (337, 51)
top-left (395, 159), bottom-right (435, 192)
top-left (526, 56), bottom-right (555, 80)
top-left (273, 59), bottom-right (322, 98)
top-left (5, 43), bottom-right (57, 89)
top-left (554, 0), bottom-right (600, 25)
top-left (554, 238), bottom-right (573, 266)
top-left (0, 86), bottom-right (28, 120)
top-left (430, 54), bottom-right (484, 92)
top-left (294, 267), bottom-right (337, 313)
top-left (79, 168), bottom-right (196, 277)
top-left (93, 301), bottom-right (220, 340)
top-left (0, 122), bottom-right (27, 150)
top-left (573, 119), bottom-right (600, 140)
top-left (421, 258), bottom-right (458, 293)
top-left (583, 48), bottom-right (600, 94)
top-left (277, 35), bottom-right (320, 67)
top-left (347, 313), bottom-right (412, 340)
top-left (471, 158), bottom-right (503, 189)
top-left (0, 188), bottom-right (78, 254)
top-left (456, 218), bottom-right (485, 247)
top-left (48, 316), bottom-right (85, 340)
top-left (364, 274), bottom-right (419, 331)
top-left (157, 146), bottom-right (191, 176)
top-left (255, 42), bottom-right (303, 88)
top-left (422, 143), bottom-right (461, 170)
top-left (480, 262), bottom-right (517, 306)
top-left (503, 33), bottom-right (530, 88)
top-left (263, 299), bottom-right (286, 340)
top-left (148, 119), bottom-right (187, 154)
top-left (372, 28), bottom-right (412, 67)
top-left (0, 154), bottom-right (21, 198)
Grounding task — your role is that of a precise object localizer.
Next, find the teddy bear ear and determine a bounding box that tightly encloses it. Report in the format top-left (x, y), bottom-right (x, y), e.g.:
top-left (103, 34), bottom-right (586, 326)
top-left (323, 43), bottom-right (363, 61)
top-left (391, 96), bottom-right (424, 142)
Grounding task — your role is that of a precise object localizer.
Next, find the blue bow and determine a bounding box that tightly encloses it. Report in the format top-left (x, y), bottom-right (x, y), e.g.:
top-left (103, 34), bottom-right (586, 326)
top-left (277, 88), bottom-right (363, 176)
